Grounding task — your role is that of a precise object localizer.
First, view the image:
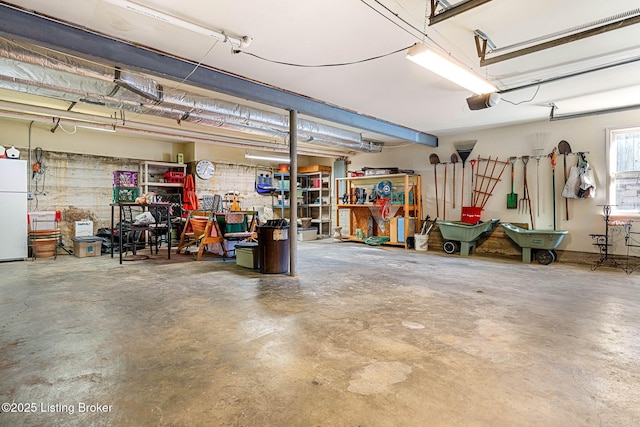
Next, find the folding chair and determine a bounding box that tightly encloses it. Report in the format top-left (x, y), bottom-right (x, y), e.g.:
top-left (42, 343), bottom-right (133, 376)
top-left (215, 211), bottom-right (258, 258)
top-left (118, 205), bottom-right (148, 255)
top-left (201, 194), bottom-right (223, 213)
top-left (176, 210), bottom-right (225, 261)
top-left (153, 193), bottom-right (184, 245)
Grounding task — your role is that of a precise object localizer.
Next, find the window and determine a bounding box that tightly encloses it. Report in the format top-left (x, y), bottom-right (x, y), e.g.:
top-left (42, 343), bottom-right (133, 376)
top-left (609, 127), bottom-right (640, 214)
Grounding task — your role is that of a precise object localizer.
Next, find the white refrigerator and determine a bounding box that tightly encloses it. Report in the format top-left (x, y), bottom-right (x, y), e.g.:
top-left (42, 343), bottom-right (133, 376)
top-left (0, 159), bottom-right (28, 261)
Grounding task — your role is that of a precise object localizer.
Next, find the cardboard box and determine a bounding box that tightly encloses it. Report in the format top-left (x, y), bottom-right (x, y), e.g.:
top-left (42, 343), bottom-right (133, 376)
top-left (75, 221), bottom-right (94, 237)
top-left (298, 228), bottom-right (317, 241)
top-left (298, 165), bottom-right (331, 174)
top-left (72, 237), bottom-right (102, 258)
top-left (236, 243), bottom-right (258, 269)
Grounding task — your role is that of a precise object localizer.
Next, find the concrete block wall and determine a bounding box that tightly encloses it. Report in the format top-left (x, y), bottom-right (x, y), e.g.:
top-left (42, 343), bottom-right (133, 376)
top-left (22, 148), bottom-right (275, 247)
top-left (24, 148), bottom-right (140, 247)
top-left (194, 162), bottom-right (273, 214)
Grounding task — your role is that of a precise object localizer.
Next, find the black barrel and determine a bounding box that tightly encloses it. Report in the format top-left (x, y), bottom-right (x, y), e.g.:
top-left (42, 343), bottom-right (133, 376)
top-left (258, 220), bottom-right (290, 274)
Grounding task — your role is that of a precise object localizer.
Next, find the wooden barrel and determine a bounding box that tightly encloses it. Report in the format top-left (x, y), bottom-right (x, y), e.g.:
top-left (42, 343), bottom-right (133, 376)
top-left (29, 229), bottom-right (60, 259)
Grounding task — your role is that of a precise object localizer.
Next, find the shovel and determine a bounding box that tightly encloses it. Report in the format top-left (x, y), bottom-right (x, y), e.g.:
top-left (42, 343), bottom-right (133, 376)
top-left (507, 156), bottom-right (518, 209)
top-left (429, 153), bottom-right (440, 216)
top-left (450, 153), bottom-right (459, 208)
top-left (558, 140), bottom-right (572, 221)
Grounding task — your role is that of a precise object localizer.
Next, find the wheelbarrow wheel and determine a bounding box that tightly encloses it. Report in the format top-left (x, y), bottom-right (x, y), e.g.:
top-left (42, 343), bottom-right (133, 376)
top-left (443, 241), bottom-right (457, 254)
top-left (536, 249), bottom-right (555, 265)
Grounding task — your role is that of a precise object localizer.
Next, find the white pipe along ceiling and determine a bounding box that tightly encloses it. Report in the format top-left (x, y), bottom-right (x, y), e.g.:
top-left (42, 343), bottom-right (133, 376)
top-left (0, 38), bottom-right (383, 154)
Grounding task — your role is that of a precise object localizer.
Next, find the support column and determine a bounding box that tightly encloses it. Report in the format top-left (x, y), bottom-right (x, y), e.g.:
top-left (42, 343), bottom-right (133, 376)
top-left (289, 109), bottom-right (298, 277)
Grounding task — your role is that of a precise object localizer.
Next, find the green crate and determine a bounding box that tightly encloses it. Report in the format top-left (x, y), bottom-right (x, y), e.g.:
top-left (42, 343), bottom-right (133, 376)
top-left (113, 186), bottom-right (139, 203)
top-left (391, 192), bottom-right (413, 205)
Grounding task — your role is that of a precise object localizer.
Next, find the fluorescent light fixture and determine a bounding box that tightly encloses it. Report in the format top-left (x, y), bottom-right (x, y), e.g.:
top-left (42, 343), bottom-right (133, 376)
top-left (245, 152), bottom-right (290, 163)
top-left (77, 124), bottom-right (116, 133)
top-left (406, 42), bottom-right (497, 95)
top-left (103, 0), bottom-right (252, 48)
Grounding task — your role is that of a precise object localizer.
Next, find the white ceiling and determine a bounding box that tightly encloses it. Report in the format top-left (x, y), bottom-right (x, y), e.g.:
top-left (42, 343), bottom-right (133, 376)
top-left (2, 0), bottom-right (640, 148)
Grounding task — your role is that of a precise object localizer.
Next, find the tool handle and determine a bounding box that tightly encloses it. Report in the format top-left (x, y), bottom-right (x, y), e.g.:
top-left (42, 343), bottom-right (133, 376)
top-left (443, 165), bottom-right (447, 220)
top-left (434, 166), bottom-right (439, 217)
top-left (509, 157), bottom-right (516, 192)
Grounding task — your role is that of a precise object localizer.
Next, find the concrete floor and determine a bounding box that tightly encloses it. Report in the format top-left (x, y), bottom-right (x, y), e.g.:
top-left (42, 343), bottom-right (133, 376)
top-left (1, 240), bottom-right (639, 427)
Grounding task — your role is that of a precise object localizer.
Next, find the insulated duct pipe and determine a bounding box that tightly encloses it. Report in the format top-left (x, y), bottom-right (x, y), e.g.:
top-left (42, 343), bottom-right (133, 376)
top-left (0, 101), bottom-right (349, 158)
top-left (0, 38), bottom-right (383, 153)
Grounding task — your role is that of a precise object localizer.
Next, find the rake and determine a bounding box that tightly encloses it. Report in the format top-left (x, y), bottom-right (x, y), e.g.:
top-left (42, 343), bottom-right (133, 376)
top-left (519, 156), bottom-right (535, 229)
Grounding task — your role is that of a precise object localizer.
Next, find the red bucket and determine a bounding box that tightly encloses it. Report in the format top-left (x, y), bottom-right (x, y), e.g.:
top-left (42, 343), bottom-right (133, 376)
top-left (461, 206), bottom-right (482, 224)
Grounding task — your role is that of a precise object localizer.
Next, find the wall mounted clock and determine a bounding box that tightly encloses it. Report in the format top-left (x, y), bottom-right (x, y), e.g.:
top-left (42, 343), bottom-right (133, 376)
top-left (195, 159), bottom-right (215, 180)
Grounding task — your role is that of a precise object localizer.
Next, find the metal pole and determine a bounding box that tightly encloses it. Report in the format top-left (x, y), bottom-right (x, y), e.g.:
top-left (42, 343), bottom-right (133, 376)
top-left (289, 109), bottom-right (298, 277)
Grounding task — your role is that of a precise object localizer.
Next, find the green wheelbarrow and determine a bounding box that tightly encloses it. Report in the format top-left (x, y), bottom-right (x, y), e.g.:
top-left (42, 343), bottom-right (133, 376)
top-left (501, 223), bottom-right (569, 265)
top-left (437, 219), bottom-right (500, 256)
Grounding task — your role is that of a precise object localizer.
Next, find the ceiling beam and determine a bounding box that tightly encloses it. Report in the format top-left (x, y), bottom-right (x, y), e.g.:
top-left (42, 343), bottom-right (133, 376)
top-left (0, 3), bottom-right (437, 147)
top-left (430, 0), bottom-right (492, 25)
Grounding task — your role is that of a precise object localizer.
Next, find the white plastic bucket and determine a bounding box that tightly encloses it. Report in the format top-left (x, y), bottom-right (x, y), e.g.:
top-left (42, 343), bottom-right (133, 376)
top-left (415, 234), bottom-right (428, 251)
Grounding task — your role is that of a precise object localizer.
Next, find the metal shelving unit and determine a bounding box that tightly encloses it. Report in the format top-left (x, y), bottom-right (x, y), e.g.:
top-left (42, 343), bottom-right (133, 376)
top-left (305, 170), bottom-right (332, 237)
top-left (140, 161), bottom-right (187, 195)
top-left (271, 173), bottom-right (309, 220)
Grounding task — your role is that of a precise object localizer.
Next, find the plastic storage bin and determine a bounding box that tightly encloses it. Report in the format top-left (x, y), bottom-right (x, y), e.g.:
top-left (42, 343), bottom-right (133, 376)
top-left (113, 187), bottom-right (139, 203)
top-left (163, 171), bottom-right (185, 183)
top-left (72, 236), bottom-right (102, 257)
top-left (236, 243), bottom-right (259, 269)
top-left (112, 170), bottom-right (138, 187)
top-left (297, 228), bottom-right (317, 241)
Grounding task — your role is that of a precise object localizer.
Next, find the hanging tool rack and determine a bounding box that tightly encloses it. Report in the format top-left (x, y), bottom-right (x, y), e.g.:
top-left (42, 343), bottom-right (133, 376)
top-left (472, 156), bottom-right (509, 209)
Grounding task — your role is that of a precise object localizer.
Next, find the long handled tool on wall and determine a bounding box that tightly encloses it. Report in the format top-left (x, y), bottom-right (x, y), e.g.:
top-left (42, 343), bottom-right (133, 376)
top-left (550, 148), bottom-right (558, 230)
top-left (469, 158), bottom-right (477, 205)
top-left (520, 156), bottom-right (534, 229)
top-left (558, 140), bottom-right (572, 221)
top-left (451, 153), bottom-right (459, 209)
top-left (453, 140), bottom-right (477, 208)
top-left (507, 156), bottom-right (518, 209)
top-left (533, 149), bottom-right (544, 217)
top-left (443, 162), bottom-right (448, 219)
top-left (429, 153), bottom-right (440, 216)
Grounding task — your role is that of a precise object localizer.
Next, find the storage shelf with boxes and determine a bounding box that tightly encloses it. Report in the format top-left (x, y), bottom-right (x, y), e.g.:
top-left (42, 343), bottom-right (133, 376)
top-left (335, 173), bottom-right (421, 249)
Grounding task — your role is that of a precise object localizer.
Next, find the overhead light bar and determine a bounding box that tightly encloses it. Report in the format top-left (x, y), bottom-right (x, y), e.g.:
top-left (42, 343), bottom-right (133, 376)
top-left (102, 0), bottom-right (252, 48)
top-left (50, 118), bottom-right (117, 134)
top-left (406, 42), bottom-right (497, 95)
top-left (245, 152), bottom-right (291, 163)
top-left (77, 124), bottom-right (116, 133)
